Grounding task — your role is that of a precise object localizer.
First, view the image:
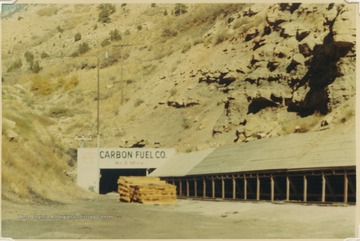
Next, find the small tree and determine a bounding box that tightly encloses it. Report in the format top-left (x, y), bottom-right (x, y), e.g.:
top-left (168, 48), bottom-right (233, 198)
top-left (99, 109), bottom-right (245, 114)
top-left (174, 3), bottom-right (188, 16)
top-left (98, 4), bottom-right (116, 23)
top-left (71, 42), bottom-right (91, 57)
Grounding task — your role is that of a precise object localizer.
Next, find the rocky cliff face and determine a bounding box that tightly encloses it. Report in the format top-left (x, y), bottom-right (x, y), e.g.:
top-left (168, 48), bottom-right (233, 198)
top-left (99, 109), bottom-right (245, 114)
top-left (2, 3), bottom-right (356, 152)
top-left (179, 3), bottom-right (356, 147)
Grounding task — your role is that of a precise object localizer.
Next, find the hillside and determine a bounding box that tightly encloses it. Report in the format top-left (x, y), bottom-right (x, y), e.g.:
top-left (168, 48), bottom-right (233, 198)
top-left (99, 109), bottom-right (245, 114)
top-left (1, 3), bottom-right (356, 202)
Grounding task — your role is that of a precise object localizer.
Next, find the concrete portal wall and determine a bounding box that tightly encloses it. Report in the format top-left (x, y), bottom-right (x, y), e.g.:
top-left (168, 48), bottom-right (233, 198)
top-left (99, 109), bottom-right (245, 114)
top-left (77, 148), bottom-right (176, 193)
top-left (77, 148), bottom-right (99, 192)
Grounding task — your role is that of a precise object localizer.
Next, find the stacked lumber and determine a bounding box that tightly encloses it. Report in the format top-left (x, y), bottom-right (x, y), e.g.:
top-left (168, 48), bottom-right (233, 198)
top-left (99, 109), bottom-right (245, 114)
top-left (117, 176), bottom-right (177, 204)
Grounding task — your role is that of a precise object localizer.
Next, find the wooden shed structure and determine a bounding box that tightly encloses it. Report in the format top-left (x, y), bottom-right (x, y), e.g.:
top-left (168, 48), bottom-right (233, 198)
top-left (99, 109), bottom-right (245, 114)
top-left (150, 127), bottom-right (356, 204)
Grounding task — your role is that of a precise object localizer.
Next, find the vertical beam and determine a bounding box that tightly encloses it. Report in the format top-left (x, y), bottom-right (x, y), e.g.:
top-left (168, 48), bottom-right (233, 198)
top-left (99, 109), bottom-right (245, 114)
top-left (186, 178), bottom-right (189, 197)
top-left (286, 176), bottom-right (290, 201)
top-left (221, 176), bottom-right (225, 199)
top-left (271, 175), bottom-right (275, 202)
top-left (321, 173), bottom-right (326, 203)
top-left (303, 175), bottom-right (307, 202)
top-left (256, 175), bottom-right (260, 201)
top-left (194, 177), bottom-right (198, 198)
top-left (344, 173), bottom-right (349, 203)
top-left (179, 179), bottom-right (182, 196)
top-left (203, 178), bottom-right (206, 198)
top-left (232, 176), bottom-right (236, 200)
top-left (211, 177), bottom-right (214, 198)
top-left (244, 175), bottom-right (247, 200)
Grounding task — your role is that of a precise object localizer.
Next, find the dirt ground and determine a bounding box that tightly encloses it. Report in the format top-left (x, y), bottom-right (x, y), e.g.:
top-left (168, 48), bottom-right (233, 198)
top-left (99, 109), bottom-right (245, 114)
top-left (1, 193), bottom-right (356, 239)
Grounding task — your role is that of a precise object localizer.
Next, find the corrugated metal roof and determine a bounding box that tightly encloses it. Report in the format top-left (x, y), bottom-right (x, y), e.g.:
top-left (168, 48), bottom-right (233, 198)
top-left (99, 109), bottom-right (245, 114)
top-left (149, 149), bottom-right (215, 177)
top-left (187, 127), bottom-right (355, 175)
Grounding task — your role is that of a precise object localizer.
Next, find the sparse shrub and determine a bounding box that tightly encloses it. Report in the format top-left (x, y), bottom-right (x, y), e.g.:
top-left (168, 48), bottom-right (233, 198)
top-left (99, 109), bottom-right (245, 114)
top-left (97, 4), bottom-right (116, 23)
top-left (110, 29), bottom-right (121, 41)
top-left (31, 61), bottom-right (42, 73)
top-left (143, 64), bottom-right (156, 75)
top-left (341, 108), bottom-right (355, 123)
top-left (193, 38), bottom-right (204, 45)
top-left (164, 9), bottom-right (168, 16)
top-left (74, 32), bottom-right (82, 42)
top-left (71, 42), bottom-right (91, 57)
top-left (126, 79), bottom-right (135, 84)
top-left (185, 147), bottom-right (193, 153)
top-left (182, 42), bottom-right (192, 53)
top-left (101, 37), bottom-right (111, 47)
top-left (181, 117), bottom-right (191, 129)
top-left (174, 3), bottom-right (188, 16)
top-left (125, 29), bottom-right (131, 36)
top-left (48, 106), bottom-right (72, 117)
top-left (93, 24), bottom-right (98, 30)
top-left (151, 3), bottom-right (156, 7)
top-left (161, 28), bottom-right (177, 38)
top-left (64, 75), bottom-right (79, 90)
top-left (7, 59), bottom-right (22, 72)
top-left (56, 25), bottom-right (64, 33)
top-left (170, 88), bottom-right (177, 96)
top-left (137, 25), bottom-right (142, 31)
top-left (24, 52), bottom-right (42, 73)
top-left (41, 52), bottom-right (49, 59)
top-left (24, 51), bottom-right (34, 66)
top-left (30, 75), bottom-right (53, 95)
top-left (214, 30), bottom-right (228, 45)
top-left (37, 5), bottom-right (58, 17)
top-left (55, 76), bottom-right (65, 90)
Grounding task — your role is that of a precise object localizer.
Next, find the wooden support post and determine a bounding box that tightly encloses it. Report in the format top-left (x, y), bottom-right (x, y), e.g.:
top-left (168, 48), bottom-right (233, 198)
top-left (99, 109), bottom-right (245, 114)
top-left (232, 176), bottom-right (236, 200)
top-left (203, 178), bottom-right (206, 198)
top-left (179, 179), bottom-right (183, 196)
top-left (212, 177), bottom-right (215, 199)
top-left (194, 177), bottom-right (198, 198)
top-left (344, 173), bottom-right (349, 203)
top-left (286, 176), bottom-right (290, 201)
top-left (186, 178), bottom-right (189, 197)
top-left (221, 177), bottom-right (225, 199)
top-left (244, 176), bottom-right (247, 200)
top-left (256, 175), bottom-right (260, 201)
top-left (303, 175), bottom-right (307, 202)
top-left (271, 175), bottom-right (275, 202)
top-left (321, 174), bottom-right (326, 203)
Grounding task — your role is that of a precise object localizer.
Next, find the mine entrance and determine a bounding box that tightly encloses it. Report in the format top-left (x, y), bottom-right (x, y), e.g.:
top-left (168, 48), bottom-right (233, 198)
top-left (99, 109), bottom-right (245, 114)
top-left (99, 169), bottom-right (147, 194)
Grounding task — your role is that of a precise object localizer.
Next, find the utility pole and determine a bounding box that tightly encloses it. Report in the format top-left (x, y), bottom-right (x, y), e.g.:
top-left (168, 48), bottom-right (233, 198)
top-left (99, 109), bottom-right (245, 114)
top-left (112, 44), bottom-right (143, 105)
top-left (97, 57), bottom-right (100, 148)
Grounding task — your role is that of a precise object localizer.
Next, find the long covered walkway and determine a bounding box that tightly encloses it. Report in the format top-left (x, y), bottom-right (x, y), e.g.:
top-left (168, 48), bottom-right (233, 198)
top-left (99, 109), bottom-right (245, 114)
top-left (151, 126), bottom-right (356, 205)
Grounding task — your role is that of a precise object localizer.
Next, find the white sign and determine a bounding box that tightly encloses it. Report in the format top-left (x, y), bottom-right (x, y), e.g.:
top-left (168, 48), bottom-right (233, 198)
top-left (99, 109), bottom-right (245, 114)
top-left (77, 148), bottom-right (176, 193)
top-left (97, 148), bottom-right (175, 169)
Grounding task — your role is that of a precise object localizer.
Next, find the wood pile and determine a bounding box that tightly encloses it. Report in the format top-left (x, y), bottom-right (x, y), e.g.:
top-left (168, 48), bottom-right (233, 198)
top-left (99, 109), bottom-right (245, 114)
top-left (117, 176), bottom-right (177, 204)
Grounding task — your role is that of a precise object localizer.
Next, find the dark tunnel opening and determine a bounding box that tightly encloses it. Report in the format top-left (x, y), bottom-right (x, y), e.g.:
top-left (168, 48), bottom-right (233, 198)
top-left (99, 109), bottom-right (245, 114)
top-left (99, 169), bottom-right (147, 194)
